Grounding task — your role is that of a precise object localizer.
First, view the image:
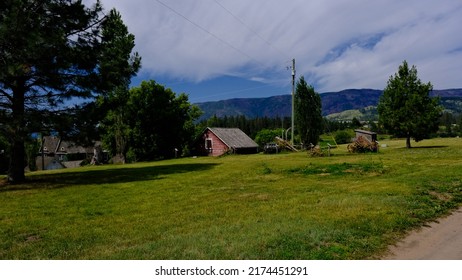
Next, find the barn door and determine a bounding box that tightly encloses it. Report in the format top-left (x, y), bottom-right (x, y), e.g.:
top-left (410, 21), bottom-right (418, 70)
top-left (206, 139), bottom-right (213, 154)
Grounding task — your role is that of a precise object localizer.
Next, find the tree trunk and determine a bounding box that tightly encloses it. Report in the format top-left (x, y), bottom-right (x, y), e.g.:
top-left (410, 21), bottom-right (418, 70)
top-left (7, 84), bottom-right (26, 183)
top-left (406, 135), bottom-right (412, 149)
top-left (8, 139), bottom-right (26, 183)
top-left (114, 112), bottom-right (127, 164)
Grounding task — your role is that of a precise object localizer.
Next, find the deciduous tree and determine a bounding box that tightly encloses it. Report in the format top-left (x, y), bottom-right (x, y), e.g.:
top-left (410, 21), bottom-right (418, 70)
top-left (254, 129), bottom-right (283, 148)
top-left (111, 80), bottom-right (201, 161)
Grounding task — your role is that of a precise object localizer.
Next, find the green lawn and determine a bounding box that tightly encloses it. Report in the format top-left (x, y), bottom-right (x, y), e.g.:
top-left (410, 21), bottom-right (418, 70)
top-left (1, 138), bottom-right (462, 259)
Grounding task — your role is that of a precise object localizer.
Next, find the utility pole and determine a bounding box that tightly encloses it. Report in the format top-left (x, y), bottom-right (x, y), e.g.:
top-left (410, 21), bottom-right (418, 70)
top-left (41, 132), bottom-right (45, 170)
top-left (291, 58), bottom-right (295, 145)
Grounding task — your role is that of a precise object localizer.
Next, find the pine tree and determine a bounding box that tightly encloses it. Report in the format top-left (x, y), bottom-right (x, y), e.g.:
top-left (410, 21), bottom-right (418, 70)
top-left (378, 61), bottom-right (442, 148)
top-left (0, 0), bottom-right (140, 183)
top-left (294, 76), bottom-right (323, 146)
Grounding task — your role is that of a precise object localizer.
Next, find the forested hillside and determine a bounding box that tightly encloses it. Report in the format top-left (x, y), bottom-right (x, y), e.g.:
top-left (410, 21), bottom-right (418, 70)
top-left (196, 88), bottom-right (462, 120)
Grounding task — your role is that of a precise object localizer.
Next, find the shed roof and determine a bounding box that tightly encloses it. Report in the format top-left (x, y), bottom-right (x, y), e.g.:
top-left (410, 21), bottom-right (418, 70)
top-left (354, 129), bottom-right (377, 135)
top-left (207, 127), bottom-right (258, 149)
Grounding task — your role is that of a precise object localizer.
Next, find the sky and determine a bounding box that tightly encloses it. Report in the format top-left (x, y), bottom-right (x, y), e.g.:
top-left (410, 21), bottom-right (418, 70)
top-left (85, 0), bottom-right (462, 103)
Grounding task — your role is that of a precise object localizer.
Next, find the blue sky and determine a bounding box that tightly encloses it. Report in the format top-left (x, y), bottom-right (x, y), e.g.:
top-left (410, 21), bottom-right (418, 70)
top-left (86, 0), bottom-right (462, 103)
top-left (131, 74), bottom-right (292, 103)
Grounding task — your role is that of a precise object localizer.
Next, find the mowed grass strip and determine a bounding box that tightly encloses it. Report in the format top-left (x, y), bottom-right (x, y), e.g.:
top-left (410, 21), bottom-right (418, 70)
top-left (1, 138), bottom-right (462, 259)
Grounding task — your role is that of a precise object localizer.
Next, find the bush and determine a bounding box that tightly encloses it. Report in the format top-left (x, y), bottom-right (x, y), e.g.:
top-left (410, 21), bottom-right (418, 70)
top-left (335, 130), bottom-right (354, 144)
top-left (255, 129), bottom-right (283, 148)
top-left (126, 148), bottom-right (137, 163)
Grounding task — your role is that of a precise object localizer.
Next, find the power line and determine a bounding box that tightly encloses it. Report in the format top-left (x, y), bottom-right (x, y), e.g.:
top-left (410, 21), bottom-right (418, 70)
top-left (192, 82), bottom-right (290, 102)
top-left (154, 0), bottom-right (295, 102)
top-left (212, 0), bottom-right (288, 60)
top-left (154, 0), bottom-right (265, 67)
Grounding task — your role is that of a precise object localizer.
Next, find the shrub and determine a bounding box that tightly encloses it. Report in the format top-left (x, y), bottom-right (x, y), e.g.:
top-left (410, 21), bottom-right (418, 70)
top-left (335, 130), bottom-right (354, 144)
top-left (255, 129), bottom-right (283, 148)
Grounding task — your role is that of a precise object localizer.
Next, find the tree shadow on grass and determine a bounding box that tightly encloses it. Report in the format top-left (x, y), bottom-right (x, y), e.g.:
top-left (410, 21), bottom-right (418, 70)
top-left (412, 145), bottom-right (449, 149)
top-left (398, 145), bottom-right (449, 149)
top-left (1, 163), bottom-right (219, 192)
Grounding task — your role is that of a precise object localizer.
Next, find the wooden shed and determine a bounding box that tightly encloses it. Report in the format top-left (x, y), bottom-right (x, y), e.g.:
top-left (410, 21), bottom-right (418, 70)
top-left (354, 129), bottom-right (377, 142)
top-left (196, 127), bottom-right (259, 156)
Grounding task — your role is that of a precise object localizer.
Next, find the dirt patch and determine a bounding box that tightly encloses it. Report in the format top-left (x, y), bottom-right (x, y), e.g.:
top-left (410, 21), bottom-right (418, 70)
top-left (25, 235), bottom-right (41, 242)
top-left (429, 191), bottom-right (452, 202)
top-left (383, 208), bottom-right (462, 259)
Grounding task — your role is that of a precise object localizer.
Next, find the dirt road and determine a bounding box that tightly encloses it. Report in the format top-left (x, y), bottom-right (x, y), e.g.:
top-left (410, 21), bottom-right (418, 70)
top-left (384, 208), bottom-right (462, 259)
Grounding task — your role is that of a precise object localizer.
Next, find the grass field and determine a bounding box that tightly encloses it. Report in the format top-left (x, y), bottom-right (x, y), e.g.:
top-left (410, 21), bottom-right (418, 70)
top-left (1, 138), bottom-right (462, 259)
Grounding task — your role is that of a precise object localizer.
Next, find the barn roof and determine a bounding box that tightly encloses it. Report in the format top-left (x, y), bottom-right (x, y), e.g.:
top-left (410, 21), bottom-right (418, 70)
top-left (207, 127), bottom-right (258, 149)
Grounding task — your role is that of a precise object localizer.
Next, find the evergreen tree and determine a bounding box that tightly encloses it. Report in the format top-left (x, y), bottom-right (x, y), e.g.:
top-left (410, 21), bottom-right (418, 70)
top-left (0, 0), bottom-right (140, 182)
top-left (294, 76), bottom-right (323, 146)
top-left (99, 86), bottom-right (131, 163)
top-left (378, 61), bottom-right (442, 148)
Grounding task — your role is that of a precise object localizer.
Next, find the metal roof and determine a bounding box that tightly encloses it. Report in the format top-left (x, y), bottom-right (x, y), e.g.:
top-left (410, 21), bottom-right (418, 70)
top-left (354, 129), bottom-right (377, 135)
top-left (207, 127), bottom-right (258, 149)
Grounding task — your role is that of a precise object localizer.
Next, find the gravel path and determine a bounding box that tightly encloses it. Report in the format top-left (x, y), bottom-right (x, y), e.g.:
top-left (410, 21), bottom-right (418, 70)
top-left (384, 208), bottom-right (462, 259)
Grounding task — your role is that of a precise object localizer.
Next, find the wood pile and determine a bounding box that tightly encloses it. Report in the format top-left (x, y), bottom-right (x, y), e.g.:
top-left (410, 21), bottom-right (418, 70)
top-left (347, 136), bottom-right (378, 153)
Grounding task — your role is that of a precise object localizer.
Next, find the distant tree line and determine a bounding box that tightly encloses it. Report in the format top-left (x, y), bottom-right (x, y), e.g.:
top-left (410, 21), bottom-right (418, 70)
top-left (200, 115), bottom-right (291, 139)
top-left (198, 115), bottom-right (366, 143)
top-left (438, 112), bottom-right (462, 137)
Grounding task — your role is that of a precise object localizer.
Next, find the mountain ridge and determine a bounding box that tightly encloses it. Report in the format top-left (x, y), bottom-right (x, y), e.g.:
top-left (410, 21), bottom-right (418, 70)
top-left (196, 88), bottom-right (462, 120)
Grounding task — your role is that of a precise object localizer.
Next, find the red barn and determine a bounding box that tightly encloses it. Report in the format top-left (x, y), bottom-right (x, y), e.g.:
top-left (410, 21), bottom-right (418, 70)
top-left (196, 127), bottom-right (259, 156)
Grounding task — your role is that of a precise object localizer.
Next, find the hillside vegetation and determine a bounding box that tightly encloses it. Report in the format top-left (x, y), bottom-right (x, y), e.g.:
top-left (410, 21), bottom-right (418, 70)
top-left (196, 89), bottom-right (462, 120)
top-left (326, 106), bottom-right (378, 121)
top-left (1, 138), bottom-right (462, 259)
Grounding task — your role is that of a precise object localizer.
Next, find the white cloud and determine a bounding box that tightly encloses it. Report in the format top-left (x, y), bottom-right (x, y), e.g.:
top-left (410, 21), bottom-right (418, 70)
top-left (88, 0), bottom-right (462, 92)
